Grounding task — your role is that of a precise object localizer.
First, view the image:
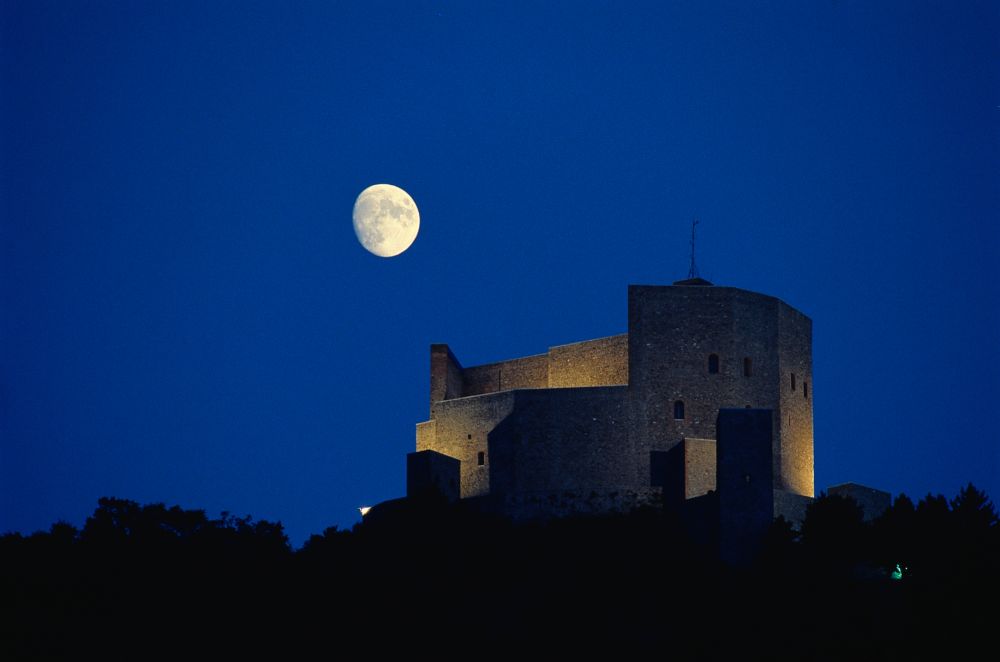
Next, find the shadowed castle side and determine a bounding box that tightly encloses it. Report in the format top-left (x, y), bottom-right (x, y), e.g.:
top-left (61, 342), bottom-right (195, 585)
top-left (407, 279), bottom-right (817, 530)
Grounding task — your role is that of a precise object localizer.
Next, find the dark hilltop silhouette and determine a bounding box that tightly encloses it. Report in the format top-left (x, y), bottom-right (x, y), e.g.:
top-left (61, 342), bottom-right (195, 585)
top-left (2, 483), bottom-right (997, 658)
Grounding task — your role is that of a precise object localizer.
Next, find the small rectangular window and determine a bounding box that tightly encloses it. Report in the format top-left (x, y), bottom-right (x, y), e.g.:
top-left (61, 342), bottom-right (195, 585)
top-left (743, 357), bottom-right (752, 377)
top-left (804, 381), bottom-right (809, 399)
top-left (791, 373), bottom-right (796, 391)
top-left (477, 451), bottom-right (485, 466)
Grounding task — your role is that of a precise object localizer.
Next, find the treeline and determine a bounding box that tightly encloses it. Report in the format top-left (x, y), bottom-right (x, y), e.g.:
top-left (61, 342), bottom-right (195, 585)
top-left (2, 485), bottom-right (997, 658)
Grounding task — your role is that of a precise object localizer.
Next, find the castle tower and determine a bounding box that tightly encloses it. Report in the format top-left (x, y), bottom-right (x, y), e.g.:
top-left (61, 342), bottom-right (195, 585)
top-left (628, 280), bottom-right (814, 497)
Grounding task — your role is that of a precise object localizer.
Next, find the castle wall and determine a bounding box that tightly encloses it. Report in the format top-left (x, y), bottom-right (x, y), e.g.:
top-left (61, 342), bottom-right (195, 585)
top-left (461, 354), bottom-right (548, 397)
top-left (430, 344), bottom-right (464, 419)
top-left (488, 387), bottom-right (638, 495)
top-left (424, 391), bottom-right (516, 498)
top-left (683, 438), bottom-right (717, 499)
top-left (717, 409), bottom-right (775, 565)
top-left (777, 304), bottom-right (814, 496)
top-left (773, 490), bottom-right (812, 529)
top-left (415, 420), bottom-right (436, 451)
top-left (430, 334), bottom-right (628, 408)
top-left (547, 334), bottom-right (628, 388)
top-left (406, 450), bottom-right (460, 501)
top-left (729, 291), bottom-right (782, 412)
top-left (658, 437), bottom-right (716, 503)
top-left (628, 286), bottom-right (775, 477)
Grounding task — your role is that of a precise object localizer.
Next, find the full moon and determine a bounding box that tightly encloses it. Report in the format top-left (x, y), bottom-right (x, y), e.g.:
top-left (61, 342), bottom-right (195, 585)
top-left (352, 184), bottom-right (420, 257)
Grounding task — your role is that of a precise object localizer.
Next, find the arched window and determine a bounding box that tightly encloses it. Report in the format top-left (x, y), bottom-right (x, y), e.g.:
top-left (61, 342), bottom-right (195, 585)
top-left (708, 354), bottom-right (719, 374)
top-left (743, 357), bottom-right (752, 377)
top-left (791, 373), bottom-right (796, 391)
top-left (673, 400), bottom-right (685, 420)
top-left (803, 381), bottom-right (809, 399)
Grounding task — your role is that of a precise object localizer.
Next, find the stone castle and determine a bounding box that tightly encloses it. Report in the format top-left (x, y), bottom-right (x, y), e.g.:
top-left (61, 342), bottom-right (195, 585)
top-left (404, 278), bottom-right (827, 536)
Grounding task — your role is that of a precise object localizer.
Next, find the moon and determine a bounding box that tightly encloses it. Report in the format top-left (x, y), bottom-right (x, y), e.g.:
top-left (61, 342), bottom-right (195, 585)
top-left (352, 184), bottom-right (420, 257)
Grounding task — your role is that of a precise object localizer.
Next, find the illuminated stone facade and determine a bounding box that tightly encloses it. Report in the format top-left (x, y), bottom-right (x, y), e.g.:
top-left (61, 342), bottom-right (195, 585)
top-left (412, 280), bottom-right (814, 520)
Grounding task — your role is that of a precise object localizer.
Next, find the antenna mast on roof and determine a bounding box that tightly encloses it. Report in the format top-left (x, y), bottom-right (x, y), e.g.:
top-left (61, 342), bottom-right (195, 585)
top-left (687, 218), bottom-right (700, 280)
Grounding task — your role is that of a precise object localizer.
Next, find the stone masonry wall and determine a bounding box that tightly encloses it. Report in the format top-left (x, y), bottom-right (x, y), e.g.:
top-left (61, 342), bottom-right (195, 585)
top-left (424, 391), bottom-right (516, 498)
top-left (406, 450), bottom-right (460, 501)
top-left (627, 285), bottom-right (784, 485)
top-left (683, 438), bottom-right (717, 499)
top-left (773, 490), bottom-right (813, 529)
top-left (777, 302), bottom-right (814, 496)
top-left (415, 420), bottom-right (436, 451)
top-left (626, 284), bottom-right (813, 498)
top-left (547, 334), bottom-right (628, 388)
top-left (428, 333), bottom-right (628, 411)
top-left (462, 354), bottom-right (548, 397)
top-left (487, 387), bottom-right (639, 496)
top-left (430, 344), bottom-right (464, 419)
top-left (456, 334), bottom-right (628, 399)
top-left (717, 409), bottom-right (775, 565)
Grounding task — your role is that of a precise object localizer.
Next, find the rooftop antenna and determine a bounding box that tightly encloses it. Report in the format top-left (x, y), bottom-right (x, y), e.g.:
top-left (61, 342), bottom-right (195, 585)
top-left (687, 218), bottom-right (700, 280)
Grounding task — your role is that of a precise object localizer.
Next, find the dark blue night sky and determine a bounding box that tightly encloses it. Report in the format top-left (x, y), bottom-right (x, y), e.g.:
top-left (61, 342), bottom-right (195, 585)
top-left (3, 1), bottom-right (997, 545)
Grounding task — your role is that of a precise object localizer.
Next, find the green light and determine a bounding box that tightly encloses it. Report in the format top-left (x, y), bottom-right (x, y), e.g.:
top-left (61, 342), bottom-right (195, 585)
top-left (891, 563), bottom-right (904, 580)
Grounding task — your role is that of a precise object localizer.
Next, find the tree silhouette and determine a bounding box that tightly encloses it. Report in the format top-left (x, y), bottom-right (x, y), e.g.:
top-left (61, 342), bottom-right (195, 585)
top-left (948, 483), bottom-right (999, 581)
top-left (871, 492), bottom-right (917, 572)
top-left (800, 492), bottom-right (867, 571)
top-left (3, 485), bottom-right (998, 658)
top-left (950, 482), bottom-right (998, 531)
top-left (754, 515), bottom-right (799, 572)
